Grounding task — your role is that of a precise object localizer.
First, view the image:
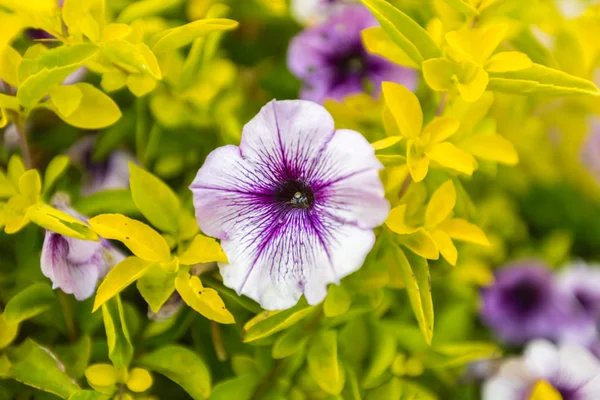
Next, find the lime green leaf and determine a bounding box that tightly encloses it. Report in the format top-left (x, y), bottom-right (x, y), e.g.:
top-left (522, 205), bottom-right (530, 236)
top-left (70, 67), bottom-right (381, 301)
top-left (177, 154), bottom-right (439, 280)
top-left (371, 135), bottom-right (403, 151)
top-left (129, 163), bottom-right (181, 233)
top-left (89, 214), bottom-right (171, 262)
top-left (18, 169), bottom-right (41, 204)
top-left (382, 82), bottom-right (423, 138)
top-left (425, 180), bottom-right (456, 228)
top-left (68, 390), bottom-right (111, 400)
top-left (392, 245), bottom-right (434, 344)
top-left (361, 27), bottom-right (418, 69)
top-left (178, 234), bottom-right (227, 265)
top-left (432, 229), bottom-right (457, 266)
top-left (93, 257), bottom-right (155, 312)
top-left (126, 368), bottom-right (153, 392)
top-left (127, 74), bottom-right (157, 97)
top-left (117, 0), bottom-right (183, 24)
top-left (386, 204), bottom-right (417, 235)
top-left (440, 218), bottom-right (489, 246)
top-left (85, 363), bottom-right (117, 394)
top-left (324, 285), bottom-right (351, 318)
top-left (43, 155), bottom-right (70, 195)
top-left (28, 203), bottom-right (99, 241)
top-left (445, 26), bottom-right (507, 64)
top-left (307, 330), bottom-right (345, 395)
top-left (456, 63), bottom-right (489, 102)
top-left (7, 154), bottom-right (26, 187)
top-left (55, 335), bottom-right (92, 380)
top-left (100, 70), bottom-right (127, 92)
top-left (3, 194), bottom-right (29, 234)
top-left (0, 45), bottom-right (22, 87)
top-left (7, 339), bottom-right (80, 398)
top-left (18, 43), bottom-right (97, 83)
top-left (138, 345), bottom-right (211, 400)
top-left (49, 83), bottom-right (122, 129)
top-left (426, 142), bottom-right (477, 175)
top-left (175, 272), bottom-right (234, 324)
top-left (442, 0), bottom-right (479, 16)
top-left (102, 296), bottom-right (133, 374)
top-left (361, 0), bottom-right (441, 66)
top-left (136, 265), bottom-right (176, 314)
top-left (486, 51), bottom-right (532, 73)
top-left (407, 140), bottom-right (429, 182)
top-left (487, 63), bottom-right (600, 96)
top-left (272, 326), bottom-right (309, 359)
top-left (74, 189), bottom-right (138, 216)
top-left (4, 282), bottom-right (55, 324)
top-left (210, 375), bottom-right (260, 400)
top-left (152, 19), bottom-right (239, 54)
top-left (463, 134), bottom-right (519, 165)
top-left (0, 93), bottom-right (19, 111)
top-left (424, 117), bottom-right (460, 144)
top-left (0, 313), bottom-right (18, 350)
top-left (61, 0), bottom-right (105, 42)
top-left (528, 380), bottom-right (562, 400)
top-left (426, 342), bottom-right (501, 368)
top-left (101, 23), bottom-right (132, 41)
top-left (362, 323), bottom-right (397, 388)
top-left (242, 301), bottom-right (315, 343)
top-left (49, 85), bottom-right (82, 117)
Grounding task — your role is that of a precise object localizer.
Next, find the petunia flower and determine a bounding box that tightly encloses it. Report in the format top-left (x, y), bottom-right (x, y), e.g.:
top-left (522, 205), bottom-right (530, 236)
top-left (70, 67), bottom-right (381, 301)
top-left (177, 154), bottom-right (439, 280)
top-left (290, 0), bottom-right (355, 24)
top-left (480, 260), bottom-right (585, 344)
top-left (483, 339), bottom-right (600, 400)
top-left (557, 262), bottom-right (600, 320)
top-left (287, 6), bottom-right (417, 104)
top-left (68, 136), bottom-right (135, 195)
top-left (41, 194), bottom-right (124, 300)
top-left (385, 180), bottom-right (489, 264)
top-left (190, 99), bottom-right (389, 310)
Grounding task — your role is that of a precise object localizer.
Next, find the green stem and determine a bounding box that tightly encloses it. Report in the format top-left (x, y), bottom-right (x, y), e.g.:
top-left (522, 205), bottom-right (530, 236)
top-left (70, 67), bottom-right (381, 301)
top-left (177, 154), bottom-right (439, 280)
top-left (57, 290), bottom-right (77, 342)
top-left (210, 321), bottom-right (227, 361)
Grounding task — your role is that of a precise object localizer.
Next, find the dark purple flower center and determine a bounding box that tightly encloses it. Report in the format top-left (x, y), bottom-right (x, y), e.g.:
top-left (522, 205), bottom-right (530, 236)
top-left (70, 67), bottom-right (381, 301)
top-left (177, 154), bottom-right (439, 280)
top-left (274, 179), bottom-right (315, 209)
top-left (555, 384), bottom-right (578, 400)
top-left (574, 290), bottom-right (597, 315)
top-left (501, 280), bottom-right (545, 318)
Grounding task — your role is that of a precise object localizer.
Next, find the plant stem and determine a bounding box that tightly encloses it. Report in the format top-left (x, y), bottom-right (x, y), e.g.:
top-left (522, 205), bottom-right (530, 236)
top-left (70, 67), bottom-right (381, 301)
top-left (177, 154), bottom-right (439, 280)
top-left (8, 111), bottom-right (32, 169)
top-left (211, 321), bottom-right (227, 361)
top-left (57, 290), bottom-right (77, 342)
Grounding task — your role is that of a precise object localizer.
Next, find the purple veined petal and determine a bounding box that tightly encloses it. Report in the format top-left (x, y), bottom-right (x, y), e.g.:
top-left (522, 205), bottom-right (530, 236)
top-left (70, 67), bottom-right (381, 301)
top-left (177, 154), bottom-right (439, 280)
top-left (190, 99), bottom-right (388, 310)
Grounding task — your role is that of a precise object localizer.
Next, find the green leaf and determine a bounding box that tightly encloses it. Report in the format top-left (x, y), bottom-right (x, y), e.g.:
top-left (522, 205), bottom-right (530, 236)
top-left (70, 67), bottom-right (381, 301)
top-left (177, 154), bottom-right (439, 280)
top-left (129, 163), bottom-right (181, 233)
top-left (4, 282), bottom-right (55, 324)
top-left (366, 377), bottom-right (403, 400)
top-left (137, 345), bottom-right (211, 400)
top-left (18, 43), bottom-right (98, 83)
top-left (362, 323), bottom-right (397, 388)
top-left (68, 390), bottom-right (110, 400)
top-left (136, 265), bottom-right (176, 314)
top-left (117, 0), bottom-right (183, 24)
top-left (152, 19), bottom-right (239, 54)
top-left (307, 330), bottom-right (345, 395)
top-left (209, 375), bottom-right (261, 400)
top-left (442, 0), bottom-right (479, 16)
top-left (361, 0), bottom-right (440, 67)
top-left (55, 336), bottom-right (92, 379)
top-left (102, 296), bottom-right (133, 374)
top-left (425, 342), bottom-right (502, 368)
top-left (272, 326), bottom-right (309, 359)
top-left (49, 85), bottom-right (82, 117)
top-left (392, 244), bottom-right (434, 344)
top-left (28, 202), bottom-right (99, 241)
top-left (0, 313), bottom-right (18, 350)
top-left (49, 83), bottom-right (122, 129)
top-left (242, 301), bottom-right (316, 343)
top-left (88, 213), bottom-right (171, 262)
top-left (324, 285), bottom-right (351, 318)
top-left (93, 257), bottom-right (155, 311)
top-left (43, 155), bottom-right (70, 195)
top-left (487, 63), bottom-right (600, 96)
top-left (74, 189), bottom-right (138, 216)
top-left (7, 339), bottom-right (80, 398)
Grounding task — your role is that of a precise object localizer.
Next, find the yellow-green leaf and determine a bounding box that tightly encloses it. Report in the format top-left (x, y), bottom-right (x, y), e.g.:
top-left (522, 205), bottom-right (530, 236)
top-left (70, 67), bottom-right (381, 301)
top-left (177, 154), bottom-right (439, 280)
top-left (361, 26), bottom-right (419, 69)
top-left (464, 134), bottom-right (519, 165)
top-left (445, 25), bottom-right (507, 64)
top-left (117, 0), bottom-right (182, 24)
top-left (424, 117), bottom-right (460, 145)
top-left (392, 245), bottom-right (434, 344)
top-left (126, 368), bottom-right (153, 392)
top-left (0, 45), bottom-right (22, 87)
top-left (49, 85), bottom-right (82, 117)
top-left (242, 301), bottom-right (315, 343)
top-left (89, 214), bottom-right (171, 262)
top-left (361, 0), bottom-right (441, 66)
top-left (93, 257), bottom-right (155, 312)
top-left (422, 57), bottom-right (458, 92)
top-left (486, 51), bottom-right (532, 73)
top-left (0, 108), bottom-right (7, 129)
top-left (272, 326), bottom-right (309, 359)
top-left (43, 155), bottom-right (70, 195)
top-left (102, 23), bottom-right (132, 41)
top-left (175, 272), bottom-right (234, 324)
top-left (456, 63), bottom-right (489, 102)
top-left (386, 204), bottom-right (417, 235)
top-left (377, 154), bottom-right (407, 167)
top-left (4, 194), bottom-right (29, 234)
top-left (407, 140), bottom-right (429, 182)
top-left (371, 135), bottom-right (403, 151)
top-left (0, 313), bottom-right (18, 350)
top-left (27, 203), bottom-right (99, 241)
top-left (399, 228), bottom-right (439, 260)
top-left (382, 82), bottom-right (422, 138)
top-left (425, 180), bottom-right (456, 228)
top-left (442, 0), bottom-right (479, 16)
top-left (102, 296), bottom-right (133, 374)
top-left (85, 363), bottom-right (117, 388)
top-left (440, 218), bottom-right (489, 246)
top-left (426, 142), bottom-right (477, 175)
top-left (136, 266), bottom-right (176, 314)
top-left (307, 330), bottom-right (345, 395)
top-left (152, 19), bottom-right (239, 54)
top-left (4, 282), bottom-right (55, 324)
top-left (50, 83), bottom-right (122, 129)
top-left (179, 234), bottom-right (227, 265)
top-left (129, 163), bottom-right (181, 233)
top-left (127, 74), bottom-right (157, 97)
top-left (18, 169), bottom-right (41, 204)
top-left (323, 285), bottom-right (351, 318)
top-left (100, 69), bottom-right (127, 92)
top-left (431, 229), bottom-right (457, 266)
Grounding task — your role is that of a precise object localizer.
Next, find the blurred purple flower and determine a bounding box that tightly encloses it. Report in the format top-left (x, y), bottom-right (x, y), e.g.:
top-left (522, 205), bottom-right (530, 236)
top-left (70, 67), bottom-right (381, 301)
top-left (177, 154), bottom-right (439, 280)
top-left (483, 339), bottom-right (600, 400)
top-left (41, 195), bottom-right (124, 300)
top-left (581, 119), bottom-right (600, 183)
top-left (69, 136), bottom-right (135, 196)
top-left (291, 0), bottom-right (356, 24)
top-left (480, 260), bottom-right (574, 344)
top-left (190, 100), bottom-right (389, 310)
top-left (287, 6), bottom-right (417, 104)
top-left (558, 262), bottom-right (600, 320)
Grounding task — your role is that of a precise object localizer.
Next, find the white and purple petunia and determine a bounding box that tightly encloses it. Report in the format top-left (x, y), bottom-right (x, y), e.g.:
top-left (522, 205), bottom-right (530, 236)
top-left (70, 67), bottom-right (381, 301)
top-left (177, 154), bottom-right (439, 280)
top-left (190, 99), bottom-right (389, 310)
top-left (483, 340), bottom-right (600, 400)
top-left (480, 260), bottom-right (584, 344)
top-left (558, 262), bottom-right (600, 321)
top-left (41, 195), bottom-right (124, 301)
top-left (287, 5), bottom-right (417, 104)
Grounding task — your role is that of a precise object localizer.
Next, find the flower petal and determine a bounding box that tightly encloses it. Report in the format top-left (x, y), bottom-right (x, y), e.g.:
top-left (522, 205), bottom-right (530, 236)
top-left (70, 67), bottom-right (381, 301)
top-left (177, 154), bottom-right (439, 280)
top-left (425, 142), bottom-right (477, 175)
top-left (553, 343), bottom-right (600, 392)
top-left (523, 340), bottom-right (560, 380)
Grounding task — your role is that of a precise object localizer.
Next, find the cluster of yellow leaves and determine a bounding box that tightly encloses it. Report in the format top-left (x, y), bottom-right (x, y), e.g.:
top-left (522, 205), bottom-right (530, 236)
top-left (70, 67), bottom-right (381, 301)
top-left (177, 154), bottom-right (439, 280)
top-left (85, 363), bottom-right (153, 396)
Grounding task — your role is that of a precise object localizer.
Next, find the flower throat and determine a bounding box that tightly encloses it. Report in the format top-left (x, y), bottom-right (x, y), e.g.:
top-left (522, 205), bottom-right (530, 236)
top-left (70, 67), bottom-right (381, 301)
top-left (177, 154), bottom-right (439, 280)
top-left (275, 179), bottom-right (315, 209)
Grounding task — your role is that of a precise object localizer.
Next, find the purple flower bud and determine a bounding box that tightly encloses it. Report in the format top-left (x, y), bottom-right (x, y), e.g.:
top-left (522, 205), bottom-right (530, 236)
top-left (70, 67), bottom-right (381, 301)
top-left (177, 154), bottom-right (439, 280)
top-left (41, 195), bottom-right (124, 301)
